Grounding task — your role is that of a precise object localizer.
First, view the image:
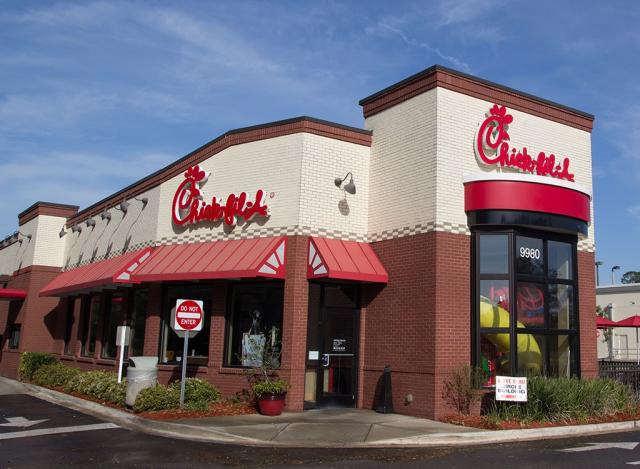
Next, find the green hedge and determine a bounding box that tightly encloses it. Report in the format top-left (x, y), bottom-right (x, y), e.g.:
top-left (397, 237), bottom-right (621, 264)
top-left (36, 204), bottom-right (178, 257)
top-left (64, 370), bottom-right (126, 406)
top-left (486, 377), bottom-right (636, 423)
top-left (18, 352), bottom-right (57, 381)
top-left (32, 362), bottom-right (80, 388)
top-left (133, 378), bottom-right (221, 412)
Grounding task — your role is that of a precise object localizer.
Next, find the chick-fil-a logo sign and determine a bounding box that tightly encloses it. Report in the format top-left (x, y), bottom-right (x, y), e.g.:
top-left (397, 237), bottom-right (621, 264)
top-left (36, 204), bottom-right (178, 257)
top-left (172, 165), bottom-right (269, 227)
top-left (475, 105), bottom-right (574, 182)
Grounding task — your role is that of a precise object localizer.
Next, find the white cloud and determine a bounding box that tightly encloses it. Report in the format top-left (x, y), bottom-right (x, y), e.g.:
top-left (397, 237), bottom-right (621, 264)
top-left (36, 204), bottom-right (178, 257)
top-left (437, 0), bottom-right (504, 26)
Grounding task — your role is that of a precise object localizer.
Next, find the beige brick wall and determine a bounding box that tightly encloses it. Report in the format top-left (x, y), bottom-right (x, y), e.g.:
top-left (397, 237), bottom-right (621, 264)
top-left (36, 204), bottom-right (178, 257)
top-left (365, 89), bottom-right (438, 238)
top-left (32, 215), bottom-right (69, 268)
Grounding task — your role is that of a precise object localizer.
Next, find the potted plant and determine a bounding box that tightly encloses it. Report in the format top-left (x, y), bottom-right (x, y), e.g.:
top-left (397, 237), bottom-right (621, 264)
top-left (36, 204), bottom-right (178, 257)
top-left (252, 378), bottom-right (290, 416)
top-left (243, 326), bottom-right (290, 416)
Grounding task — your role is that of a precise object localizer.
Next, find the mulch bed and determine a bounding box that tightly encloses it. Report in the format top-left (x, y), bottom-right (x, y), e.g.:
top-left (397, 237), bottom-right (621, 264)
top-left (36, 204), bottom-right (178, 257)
top-left (441, 410), bottom-right (640, 430)
top-left (139, 401), bottom-right (257, 420)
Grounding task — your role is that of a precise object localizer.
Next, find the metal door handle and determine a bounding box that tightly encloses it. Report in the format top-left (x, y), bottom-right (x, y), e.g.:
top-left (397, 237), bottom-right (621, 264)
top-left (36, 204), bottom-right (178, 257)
top-left (322, 354), bottom-right (330, 367)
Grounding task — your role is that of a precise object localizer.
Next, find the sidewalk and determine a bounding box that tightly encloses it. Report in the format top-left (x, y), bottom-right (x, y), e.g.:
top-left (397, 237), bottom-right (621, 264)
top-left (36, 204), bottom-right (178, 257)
top-left (3, 376), bottom-right (640, 447)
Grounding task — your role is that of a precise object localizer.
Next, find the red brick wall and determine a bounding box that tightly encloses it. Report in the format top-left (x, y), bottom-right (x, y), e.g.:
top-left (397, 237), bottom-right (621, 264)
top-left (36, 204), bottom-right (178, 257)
top-left (362, 231), bottom-right (471, 420)
top-left (578, 250), bottom-right (597, 378)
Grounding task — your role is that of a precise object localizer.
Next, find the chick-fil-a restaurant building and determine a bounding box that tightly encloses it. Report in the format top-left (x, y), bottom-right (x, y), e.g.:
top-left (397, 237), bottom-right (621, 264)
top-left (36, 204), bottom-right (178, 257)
top-left (0, 65), bottom-right (596, 419)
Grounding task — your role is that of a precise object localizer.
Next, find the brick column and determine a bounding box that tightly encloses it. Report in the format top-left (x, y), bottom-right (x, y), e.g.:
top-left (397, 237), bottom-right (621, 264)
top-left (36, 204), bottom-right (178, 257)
top-left (578, 250), bottom-right (597, 378)
top-left (280, 236), bottom-right (309, 412)
top-left (143, 283), bottom-right (163, 357)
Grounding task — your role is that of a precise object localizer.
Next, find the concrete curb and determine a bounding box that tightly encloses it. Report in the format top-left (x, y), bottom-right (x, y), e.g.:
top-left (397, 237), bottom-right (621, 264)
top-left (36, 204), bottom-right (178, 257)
top-left (8, 378), bottom-right (640, 448)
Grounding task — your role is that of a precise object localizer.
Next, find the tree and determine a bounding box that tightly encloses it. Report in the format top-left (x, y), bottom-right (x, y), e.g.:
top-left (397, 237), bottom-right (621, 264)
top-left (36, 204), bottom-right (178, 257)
top-left (621, 271), bottom-right (640, 284)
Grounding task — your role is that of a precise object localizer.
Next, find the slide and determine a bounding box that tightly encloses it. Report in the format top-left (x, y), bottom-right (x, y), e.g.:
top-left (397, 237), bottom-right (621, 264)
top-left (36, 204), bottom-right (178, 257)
top-left (479, 296), bottom-right (542, 374)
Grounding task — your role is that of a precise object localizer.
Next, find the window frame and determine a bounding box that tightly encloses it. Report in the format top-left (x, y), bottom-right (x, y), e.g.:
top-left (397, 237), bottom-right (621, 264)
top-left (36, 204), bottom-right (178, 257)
top-left (473, 227), bottom-right (580, 379)
top-left (222, 280), bottom-right (285, 369)
top-left (8, 324), bottom-right (20, 349)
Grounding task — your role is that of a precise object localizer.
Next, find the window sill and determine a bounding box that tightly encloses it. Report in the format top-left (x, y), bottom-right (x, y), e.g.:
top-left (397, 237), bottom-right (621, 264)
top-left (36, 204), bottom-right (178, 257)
top-left (60, 355), bottom-right (76, 362)
top-left (76, 356), bottom-right (94, 364)
top-left (157, 364), bottom-right (208, 373)
top-left (218, 367), bottom-right (249, 375)
top-left (96, 358), bottom-right (116, 366)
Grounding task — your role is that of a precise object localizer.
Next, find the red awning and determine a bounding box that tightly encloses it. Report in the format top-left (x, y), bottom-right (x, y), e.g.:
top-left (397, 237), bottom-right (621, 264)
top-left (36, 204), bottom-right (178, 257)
top-left (307, 237), bottom-right (388, 284)
top-left (40, 248), bottom-right (153, 297)
top-left (0, 289), bottom-right (27, 301)
top-left (596, 317), bottom-right (618, 328)
top-left (616, 315), bottom-right (640, 328)
top-left (130, 237), bottom-right (286, 283)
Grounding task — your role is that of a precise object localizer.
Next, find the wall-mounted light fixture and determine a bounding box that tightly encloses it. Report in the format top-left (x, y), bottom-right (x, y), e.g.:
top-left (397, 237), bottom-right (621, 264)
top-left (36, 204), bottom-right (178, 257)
top-left (17, 231), bottom-right (32, 244)
top-left (118, 200), bottom-right (130, 213)
top-left (334, 172), bottom-right (356, 195)
top-left (134, 196), bottom-right (149, 207)
top-left (71, 224), bottom-right (83, 233)
top-left (85, 219), bottom-right (96, 228)
top-left (100, 209), bottom-right (112, 221)
top-left (59, 226), bottom-right (67, 238)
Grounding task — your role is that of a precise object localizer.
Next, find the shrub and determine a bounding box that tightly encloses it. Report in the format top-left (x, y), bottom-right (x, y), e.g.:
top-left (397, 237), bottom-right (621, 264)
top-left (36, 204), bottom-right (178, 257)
top-left (32, 362), bottom-right (80, 388)
top-left (64, 370), bottom-right (126, 406)
top-left (486, 377), bottom-right (636, 423)
top-left (442, 364), bottom-right (488, 415)
top-left (133, 378), bottom-right (221, 412)
top-left (133, 384), bottom-right (178, 412)
top-left (252, 379), bottom-right (289, 398)
top-left (168, 378), bottom-right (221, 410)
top-left (18, 352), bottom-right (57, 381)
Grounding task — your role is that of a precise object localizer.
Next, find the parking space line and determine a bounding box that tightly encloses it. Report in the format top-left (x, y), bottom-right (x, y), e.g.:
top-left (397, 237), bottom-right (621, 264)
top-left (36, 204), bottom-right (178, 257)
top-left (0, 423), bottom-right (119, 440)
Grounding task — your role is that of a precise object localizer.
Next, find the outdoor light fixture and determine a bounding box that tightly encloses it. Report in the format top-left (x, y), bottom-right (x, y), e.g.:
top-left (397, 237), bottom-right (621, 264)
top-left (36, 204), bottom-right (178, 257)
top-left (85, 219), bottom-right (96, 228)
top-left (59, 226), bottom-right (67, 238)
top-left (134, 196), bottom-right (149, 207)
top-left (100, 209), bottom-right (112, 221)
top-left (612, 265), bottom-right (621, 285)
top-left (17, 231), bottom-right (32, 244)
top-left (118, 200), bottom-right (130, 213)
top-left (71, 224), bottom-right (82, 233)
top-left (10, 232), bottom-right (19, 243)
top-left (334, 172), bottom-right (356, 195)
top-left (595, 260), bottom-right (604, 286)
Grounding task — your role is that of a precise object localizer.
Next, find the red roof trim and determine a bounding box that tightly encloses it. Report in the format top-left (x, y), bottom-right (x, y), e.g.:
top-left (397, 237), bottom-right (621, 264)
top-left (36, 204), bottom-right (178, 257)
top-left (0, 289), bottom-right (27, 300)
top-left (40, 248), bottom-right (154, 297)
top-left (130, 237), bottom-right (286, 283)
top-left (307, 237), bottom-right (388, 284)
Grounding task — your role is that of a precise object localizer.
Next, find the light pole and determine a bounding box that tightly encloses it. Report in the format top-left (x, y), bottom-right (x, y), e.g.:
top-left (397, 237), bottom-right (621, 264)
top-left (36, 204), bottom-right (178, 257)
top-left (595, 261), bottom-right (603, 286)
top-left (611, 265), bottom-right (621, 285)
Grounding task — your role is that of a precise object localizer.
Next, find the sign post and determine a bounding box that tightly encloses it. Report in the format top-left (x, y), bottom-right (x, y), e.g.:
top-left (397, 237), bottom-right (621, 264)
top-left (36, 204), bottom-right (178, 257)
top-left (173, 299), bottom-right (204, 408)
top-left (115, 326), bottom-right (131, 384)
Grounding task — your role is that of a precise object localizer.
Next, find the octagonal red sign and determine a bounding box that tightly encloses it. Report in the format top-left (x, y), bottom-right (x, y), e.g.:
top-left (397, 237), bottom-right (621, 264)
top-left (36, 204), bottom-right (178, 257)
top-left (174, 299), bottom-right (204, 331)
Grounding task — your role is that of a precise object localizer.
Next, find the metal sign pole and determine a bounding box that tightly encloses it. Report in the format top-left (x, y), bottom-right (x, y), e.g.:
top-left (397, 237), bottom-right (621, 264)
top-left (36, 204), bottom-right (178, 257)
top-left (180, 330), bottom-right (189, 409)
top-left (117, 328), bottom-right (125, 384)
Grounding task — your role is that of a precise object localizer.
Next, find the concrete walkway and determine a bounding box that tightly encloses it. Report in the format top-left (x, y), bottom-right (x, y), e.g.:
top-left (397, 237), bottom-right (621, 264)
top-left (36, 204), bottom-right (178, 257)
top-left (176, 408), bottom-right (476, 444)
top-left (3, 376), bottom-right (640, 447)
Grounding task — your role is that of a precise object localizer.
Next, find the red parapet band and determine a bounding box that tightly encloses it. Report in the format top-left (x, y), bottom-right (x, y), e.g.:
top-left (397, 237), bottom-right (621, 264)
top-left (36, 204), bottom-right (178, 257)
top-left (464, 180), bottom-right (590, 223)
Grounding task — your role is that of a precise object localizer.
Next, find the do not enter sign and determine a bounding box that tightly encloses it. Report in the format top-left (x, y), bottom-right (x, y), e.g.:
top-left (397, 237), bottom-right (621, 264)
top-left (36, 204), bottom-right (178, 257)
top-left (174, 299), bottom-right (204, 332)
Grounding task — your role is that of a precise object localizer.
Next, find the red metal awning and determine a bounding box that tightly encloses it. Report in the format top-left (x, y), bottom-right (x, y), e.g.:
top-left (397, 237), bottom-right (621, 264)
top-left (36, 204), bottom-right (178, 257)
top-left (307, 237), bottom-right (388, 284)
top-left (0, 289), bottom-right (27, 301)
top-left (130, 237), bottom-right (286, 283)
top-left (596, 317), bottom-right (618, 328)
top-left (40, 248), bottom-right (154, 297)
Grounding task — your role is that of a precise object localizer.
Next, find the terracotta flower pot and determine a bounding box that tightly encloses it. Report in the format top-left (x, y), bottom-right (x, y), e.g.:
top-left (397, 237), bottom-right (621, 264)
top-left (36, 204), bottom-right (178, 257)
top-left (257, 392), bottom-right (287, 416)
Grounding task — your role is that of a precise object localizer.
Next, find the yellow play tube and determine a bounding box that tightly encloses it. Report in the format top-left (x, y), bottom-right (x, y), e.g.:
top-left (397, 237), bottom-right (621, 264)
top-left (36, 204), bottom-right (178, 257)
top-left (480, 296), bottom-right (542, 374)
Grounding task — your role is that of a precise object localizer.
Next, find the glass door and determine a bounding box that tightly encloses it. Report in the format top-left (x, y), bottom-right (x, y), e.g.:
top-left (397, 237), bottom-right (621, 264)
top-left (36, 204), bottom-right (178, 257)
top-left (317, 307), bottom-right (358, 407)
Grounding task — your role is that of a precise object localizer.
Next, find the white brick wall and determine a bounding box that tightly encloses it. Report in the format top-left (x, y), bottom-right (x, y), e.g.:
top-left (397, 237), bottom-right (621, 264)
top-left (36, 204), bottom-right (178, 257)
top-left (365, 89), bottom-right (438, 236)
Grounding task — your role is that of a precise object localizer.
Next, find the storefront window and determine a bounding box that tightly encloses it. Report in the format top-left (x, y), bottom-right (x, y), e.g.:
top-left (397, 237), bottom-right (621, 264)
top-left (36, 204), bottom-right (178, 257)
top-left (159, 285), bottom-right (211, 366)
top-left (101, 292), bottom-right (126, 359)
top-left (479, 235), bottom-right (509, 274)
top-left (224, 282), bottom-right (284, 368)
top-left (474, 230), bottom-right (578, 380)
top-left (81, 295), bottom-right (101, 357)
top-left (517, 283), bottom-right (545, 328)
top-left (129, 289), bottom-right (148, 357)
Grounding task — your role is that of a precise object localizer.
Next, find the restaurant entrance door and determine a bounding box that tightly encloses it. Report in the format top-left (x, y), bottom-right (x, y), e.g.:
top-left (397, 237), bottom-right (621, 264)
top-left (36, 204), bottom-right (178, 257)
top-left (304, 284), bottom-right (359, 408)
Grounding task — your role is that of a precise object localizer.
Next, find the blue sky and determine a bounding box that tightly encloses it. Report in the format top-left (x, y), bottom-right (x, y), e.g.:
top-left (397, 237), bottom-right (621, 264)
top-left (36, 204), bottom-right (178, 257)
top-left (0, 1), bottom-right (638, 282)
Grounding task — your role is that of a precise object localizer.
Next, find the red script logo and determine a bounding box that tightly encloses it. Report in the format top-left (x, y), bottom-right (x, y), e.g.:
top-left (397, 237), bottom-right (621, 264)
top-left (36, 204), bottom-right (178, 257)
top-left (475, 105), bottom-right (574, 182)
top-left (172, 165), bottom-right (269, 227)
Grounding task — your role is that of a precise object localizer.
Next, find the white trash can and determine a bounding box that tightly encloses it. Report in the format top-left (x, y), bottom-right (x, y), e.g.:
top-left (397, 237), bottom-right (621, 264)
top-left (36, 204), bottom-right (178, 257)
top-left (126, 356), bottom-right (158, 407)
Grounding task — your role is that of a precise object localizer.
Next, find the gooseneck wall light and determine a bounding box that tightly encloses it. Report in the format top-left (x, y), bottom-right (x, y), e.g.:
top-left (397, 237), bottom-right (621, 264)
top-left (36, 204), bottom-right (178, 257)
top-left (334, 172), bottom-right (356, 195)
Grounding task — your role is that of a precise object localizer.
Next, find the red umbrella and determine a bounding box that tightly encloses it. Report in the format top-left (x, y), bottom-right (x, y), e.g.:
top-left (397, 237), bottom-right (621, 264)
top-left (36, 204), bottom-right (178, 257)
top-left (596, 317), bottom-right (619, 328)
top-left (615, 315), bottom-right (640, 364)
